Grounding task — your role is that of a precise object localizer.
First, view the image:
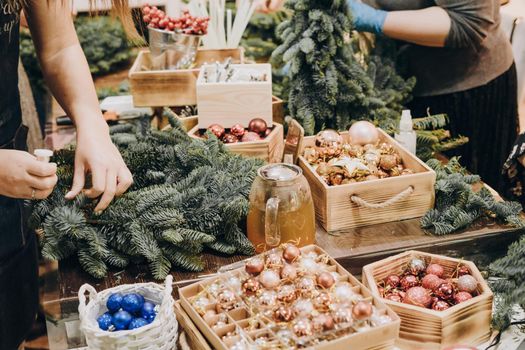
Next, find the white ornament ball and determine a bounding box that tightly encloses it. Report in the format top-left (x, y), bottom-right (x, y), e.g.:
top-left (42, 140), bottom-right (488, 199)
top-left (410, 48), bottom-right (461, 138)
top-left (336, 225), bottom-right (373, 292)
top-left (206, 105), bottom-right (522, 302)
top-left (293, 299), bottom-right (315, 317)
top-left (334, 283), bottom-right (356, 303)
top-left (259, 270), bottom-right (281, 289)
top-left (457, 275), bottom-right (478, 293)
top-left (348, 121), bottom-right (379, 146)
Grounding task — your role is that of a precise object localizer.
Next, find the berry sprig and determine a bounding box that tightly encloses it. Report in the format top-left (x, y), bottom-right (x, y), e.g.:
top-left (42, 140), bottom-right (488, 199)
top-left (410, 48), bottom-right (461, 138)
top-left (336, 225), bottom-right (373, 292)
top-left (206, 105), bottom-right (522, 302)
top-left (142, 5), bottom-right (209, 35)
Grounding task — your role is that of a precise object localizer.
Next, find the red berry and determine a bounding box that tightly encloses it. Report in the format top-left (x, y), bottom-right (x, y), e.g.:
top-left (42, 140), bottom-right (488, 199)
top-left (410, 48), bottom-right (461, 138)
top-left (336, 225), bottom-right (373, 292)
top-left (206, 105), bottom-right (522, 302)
top-left (167, 22), bottom-right (175, 31)
top-left (143, 15), bottom-right (151, 23)
top-left (150, 17), bottom-right (159, 25)
top-left (159, 19), bottom-right (169, 29)
top-left (143, 6), bottom-right (151, 15)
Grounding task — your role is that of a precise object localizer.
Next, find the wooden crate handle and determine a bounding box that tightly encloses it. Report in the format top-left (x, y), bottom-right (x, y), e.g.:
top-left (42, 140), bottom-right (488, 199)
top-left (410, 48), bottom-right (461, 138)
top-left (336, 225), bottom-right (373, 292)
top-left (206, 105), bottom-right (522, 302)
top-left (351, 186), bottom-right (414, 209)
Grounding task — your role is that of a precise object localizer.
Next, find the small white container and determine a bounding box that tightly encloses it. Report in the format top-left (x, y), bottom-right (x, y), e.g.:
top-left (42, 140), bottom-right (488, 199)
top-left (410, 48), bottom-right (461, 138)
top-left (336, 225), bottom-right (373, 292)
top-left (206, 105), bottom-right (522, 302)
top-left (395, 109), bottom-right (417, 154)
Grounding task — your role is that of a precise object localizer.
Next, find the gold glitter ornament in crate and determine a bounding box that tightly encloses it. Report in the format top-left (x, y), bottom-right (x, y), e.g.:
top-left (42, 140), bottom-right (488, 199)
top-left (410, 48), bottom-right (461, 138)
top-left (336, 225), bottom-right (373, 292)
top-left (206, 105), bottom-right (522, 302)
top-left (179, 245), bottom-right (400, 350)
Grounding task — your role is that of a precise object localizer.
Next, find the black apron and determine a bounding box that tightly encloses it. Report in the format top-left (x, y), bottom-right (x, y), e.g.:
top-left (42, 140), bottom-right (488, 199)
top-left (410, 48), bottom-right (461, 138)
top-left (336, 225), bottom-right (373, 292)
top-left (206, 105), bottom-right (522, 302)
top-left (0, 2), bottom-right (39, 349)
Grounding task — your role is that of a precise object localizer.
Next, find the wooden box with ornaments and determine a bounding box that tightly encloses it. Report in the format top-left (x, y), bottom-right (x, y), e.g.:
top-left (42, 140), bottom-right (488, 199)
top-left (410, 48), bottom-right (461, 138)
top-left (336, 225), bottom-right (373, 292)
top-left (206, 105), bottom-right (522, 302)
top-left (189, 118), bottom-right (284, 163)
top-left (179, 244), bottom-right (401, 350)
top-left (362, 251), bottom-right (493, 350)
top-left (297, 121), bottom-right (436, 231)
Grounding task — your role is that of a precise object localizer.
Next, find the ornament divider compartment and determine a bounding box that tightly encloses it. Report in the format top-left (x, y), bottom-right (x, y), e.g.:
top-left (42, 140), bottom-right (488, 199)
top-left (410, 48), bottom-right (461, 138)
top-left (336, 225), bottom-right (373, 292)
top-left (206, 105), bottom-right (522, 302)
top-left (362, 250), bottom-right (493, 350)
top-left (297, 129), bottom-right (436, 231)
top-left (179, 245), bottom-right (400, 350)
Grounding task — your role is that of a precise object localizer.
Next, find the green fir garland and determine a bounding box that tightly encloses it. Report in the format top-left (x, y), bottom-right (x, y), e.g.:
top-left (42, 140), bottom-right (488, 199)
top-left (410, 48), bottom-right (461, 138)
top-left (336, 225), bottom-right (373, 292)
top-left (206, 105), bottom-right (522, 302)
top-left (31, 111), bottom-right (262, 280)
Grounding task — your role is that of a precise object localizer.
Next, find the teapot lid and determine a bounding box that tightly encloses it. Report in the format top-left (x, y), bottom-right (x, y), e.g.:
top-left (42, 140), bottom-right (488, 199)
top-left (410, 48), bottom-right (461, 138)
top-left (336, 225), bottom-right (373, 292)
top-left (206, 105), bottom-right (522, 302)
top-left (258, 163), bottom-right (302, 182)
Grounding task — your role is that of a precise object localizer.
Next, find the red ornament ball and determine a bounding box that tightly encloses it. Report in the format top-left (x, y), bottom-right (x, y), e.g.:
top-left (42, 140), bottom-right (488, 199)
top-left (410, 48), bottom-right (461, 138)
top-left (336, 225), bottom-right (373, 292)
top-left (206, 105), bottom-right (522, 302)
top-left (384, 275), bottom-right (400, 289)
top-left (317, 272), bottom-right (335, 289)
top-left (283, 245), bottom-right (301, 263)
top-left (352, 301), bottom-right (373, 321)
top-left (435, 282), bottom-right (455, 301)
top-left (422, 274), bottom-right (444, 290)
top-left (454, 291), bottom-right (473, 304)
top-left (426, 263), bottom-right (445, 278)
top-left (248, 118), bottom-right (268, 135)
top-left (403, 287), bottom-right (432, 308)
top-left (222, 133), bottom-right (238, 144)
top-left (207, 124), bottom-right (225, 139)
top-left (457, 265), bottom-right (471, 276)
top-left (241, 131), bottom-right (262, 142)
top-left (245, 257), bottom-right (264, 275)
top-left (230, 124), bottom-right (245, 137)
top-left (400, 274), bottom-right (419, 290)
top-left (432, 300), bottom-right (450, 311)
top-left (385, 294), bottom-right (402, 303)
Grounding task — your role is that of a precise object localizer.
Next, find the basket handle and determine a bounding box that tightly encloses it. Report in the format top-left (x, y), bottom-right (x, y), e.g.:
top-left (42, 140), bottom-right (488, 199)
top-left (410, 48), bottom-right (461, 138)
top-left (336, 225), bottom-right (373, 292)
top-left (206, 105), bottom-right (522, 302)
top-left (350, 186), bottom-right (414, 209)
top-left (78, 284), bottom-right (98, 315)
top-left (164, 275), bottom-right (174, 299)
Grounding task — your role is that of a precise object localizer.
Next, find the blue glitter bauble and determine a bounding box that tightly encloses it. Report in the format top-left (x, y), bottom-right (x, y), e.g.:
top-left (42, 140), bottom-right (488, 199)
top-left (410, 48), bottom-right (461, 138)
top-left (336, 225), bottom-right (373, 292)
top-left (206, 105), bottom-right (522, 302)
top-left (121, 294), bottom-right (144, 313)
top-left (141, 301), bottom-right (157, 319)
top-left (112, 310), bottom-right (133, 331)
top-left (97, 312), bottom-right (113, 331)
top-left (106, 293), bottom-right (123, 313)
top-left (128, 317), bottom-right (149, 330)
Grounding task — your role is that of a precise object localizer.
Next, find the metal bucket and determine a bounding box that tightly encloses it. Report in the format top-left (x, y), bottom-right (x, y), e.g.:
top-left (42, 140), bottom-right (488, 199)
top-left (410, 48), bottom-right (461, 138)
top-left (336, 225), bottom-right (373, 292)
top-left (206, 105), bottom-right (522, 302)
top-left (148, 27), bottom-right (202, 70)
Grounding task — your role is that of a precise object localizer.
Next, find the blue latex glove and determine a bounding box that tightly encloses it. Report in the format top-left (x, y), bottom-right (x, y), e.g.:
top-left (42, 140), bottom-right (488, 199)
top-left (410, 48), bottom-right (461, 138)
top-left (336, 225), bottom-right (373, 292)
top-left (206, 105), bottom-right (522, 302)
top-left (348, 0), bottom-right (387, 34)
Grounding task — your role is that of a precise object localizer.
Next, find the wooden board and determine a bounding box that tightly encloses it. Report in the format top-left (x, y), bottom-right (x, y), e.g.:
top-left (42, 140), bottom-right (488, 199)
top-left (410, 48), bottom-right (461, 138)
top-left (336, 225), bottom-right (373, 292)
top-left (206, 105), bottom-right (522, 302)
top-left (362, 251), bottom-right (493, 350)
top-left (196, 63), bottom-right (273, 128)
top-left (189, 122), bottom-right (284, 163)
top-left (174, 301), bottom-right (213, 350)
top-left (298, 129), bottom-right (436, 231)
top-left (129, 48), bottom-right (244, 107)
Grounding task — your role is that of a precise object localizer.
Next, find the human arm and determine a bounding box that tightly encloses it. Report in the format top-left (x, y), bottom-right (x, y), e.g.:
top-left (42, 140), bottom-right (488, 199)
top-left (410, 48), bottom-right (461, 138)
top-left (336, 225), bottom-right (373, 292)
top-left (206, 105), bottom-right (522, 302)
top-left (254, 0), bottom-right (285, 13)
top-left (349, 0), bottom-right (494, 48)
top-left (23, 0), bottom-right (133, 212)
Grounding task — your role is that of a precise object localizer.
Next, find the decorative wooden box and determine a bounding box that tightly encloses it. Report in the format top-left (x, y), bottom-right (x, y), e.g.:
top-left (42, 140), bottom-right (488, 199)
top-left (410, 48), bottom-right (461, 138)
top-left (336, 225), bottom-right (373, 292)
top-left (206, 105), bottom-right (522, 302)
top-left (189, 122), bottom-right (284, 163)
top-left (129, 48), bottom-right (244, 107)
top-left (196, 63), bottom-right (273, 128)
top-left (362, 250), bottom-right (493, 350)
top-left (179, 245), bottom-right (400, 350)
top-left (297, 129), bottom-right (436, 231)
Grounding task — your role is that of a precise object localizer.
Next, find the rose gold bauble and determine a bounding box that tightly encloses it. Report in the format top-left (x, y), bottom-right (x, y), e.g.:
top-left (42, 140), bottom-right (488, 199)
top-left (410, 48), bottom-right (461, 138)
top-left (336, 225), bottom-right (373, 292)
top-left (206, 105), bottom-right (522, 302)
top-left (312, 314), bottom-right (335, 332)
top-left (426, 263), bottom-right (445, 278)
top-left (203, 309), bottom-right (217, 326)
top-left (207, 124), bottom-right (225, 139)
top-left (280, 264), bottom-right (298, 280)
top-left (222, 133), bottom-right (238, 144)
top-left (352, 301), bottom-right (373, 321)
top-left (292, 317), bottom-right (313, 337)
top-left (457, 275), bottom-right (478, 293)
top-left (385, 294), bottom-right (402, 303)
top-left (384, 275), bottom-right (400, 288)
top-left (259, 270), bottom-right (281, 289)
top-left (457, 265), bottom-right (471, 276)
top-left (317, 272), bottom-right (335, 289)
top-left (408, 258), bottom-right (426, 275)
top-left (332, 307), bottom-right (353, 324)
top-left (435, 282), bottom-right (455, 301)
top-left (274, 305), bottom-right (294, 322)
top-left (266, 253), bottom-right (284, 268)
top-left (230, 124), bottom-right (245, 137)
top-left (403, 287), bottom-right (432, 308)
top-left (242, 131), bottom-right (262, 142)
top-left (313, 292), bottom-right (332, 311)
top-left (432, 300), bottom-right (450, 311)
top-left (454, 291), bottom-right (473, 304)
top-left (348, 121), bottom-right (379, 146)
top-left (283, 245), bottom-right (301, 262)
top-left (242, 278), bottom-right (260, 296)
top-left (277, 284), bottom-right (298, 303)
top-left (400, 275), bottom-right (418, 290)
top-left (422, 274), bottom-right (444, 290)
top-left (245, 257), bottom-right (264, 275)
top-left (248, 118), bottom-right (268, 135)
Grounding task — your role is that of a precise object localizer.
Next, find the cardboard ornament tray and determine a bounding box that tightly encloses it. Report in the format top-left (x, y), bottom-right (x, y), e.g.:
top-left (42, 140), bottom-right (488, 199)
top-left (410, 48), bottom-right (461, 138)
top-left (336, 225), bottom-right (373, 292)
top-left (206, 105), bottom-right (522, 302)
top-left (179, 245), bottom-right (400, 350)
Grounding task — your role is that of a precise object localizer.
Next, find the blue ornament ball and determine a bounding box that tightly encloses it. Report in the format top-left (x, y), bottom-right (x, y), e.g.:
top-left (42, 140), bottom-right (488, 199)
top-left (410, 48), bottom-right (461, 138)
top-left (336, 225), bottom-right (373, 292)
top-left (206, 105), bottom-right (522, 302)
top-left (121, 293), bottom-right (144, 313)
top-left (141, 301), bottom-right (157, 319)
top-left (97, 312), bottom-right (113, 331)
top-left (128, 317), bottom-right (149, 330)
top-left (106, 293), bottom-right (123, 313)
top-left (112, 310), bottom-right (133, 331)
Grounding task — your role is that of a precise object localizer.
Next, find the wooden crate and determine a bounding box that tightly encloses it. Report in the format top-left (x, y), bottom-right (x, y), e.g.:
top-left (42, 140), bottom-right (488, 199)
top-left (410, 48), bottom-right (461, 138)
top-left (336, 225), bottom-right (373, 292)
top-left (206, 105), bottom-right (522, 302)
top-left (129, 48), bottom-right (244, 107)
top-left (297, 129), bottom-right (436, 231)
top-left (174, 301), bottom-right (213, 350)
top-left (196, 63), bottom-right (273, 128)
top-left (179, 245), bottom-right (400, 350)
top-left (189, 122), bottom-right (284, 163)
top-left (362, 250), bottom-right (493, 350)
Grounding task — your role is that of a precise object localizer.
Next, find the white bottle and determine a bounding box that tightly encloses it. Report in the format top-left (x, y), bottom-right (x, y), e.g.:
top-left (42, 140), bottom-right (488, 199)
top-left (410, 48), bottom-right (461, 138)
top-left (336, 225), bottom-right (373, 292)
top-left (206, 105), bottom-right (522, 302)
top-left (395, 110), bottom-right (417, 154)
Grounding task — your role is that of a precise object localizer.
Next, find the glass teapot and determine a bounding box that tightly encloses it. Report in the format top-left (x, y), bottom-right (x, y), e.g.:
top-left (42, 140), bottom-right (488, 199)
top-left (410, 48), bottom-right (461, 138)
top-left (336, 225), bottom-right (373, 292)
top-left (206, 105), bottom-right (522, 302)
top-left (247, 163), bottom-right (316, 253)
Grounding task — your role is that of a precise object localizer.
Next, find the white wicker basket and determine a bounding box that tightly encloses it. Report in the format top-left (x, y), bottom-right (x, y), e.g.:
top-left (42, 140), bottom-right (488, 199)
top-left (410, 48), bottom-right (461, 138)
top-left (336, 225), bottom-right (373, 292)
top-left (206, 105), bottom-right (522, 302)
top-left (78, 275), bottom-right (178, 350)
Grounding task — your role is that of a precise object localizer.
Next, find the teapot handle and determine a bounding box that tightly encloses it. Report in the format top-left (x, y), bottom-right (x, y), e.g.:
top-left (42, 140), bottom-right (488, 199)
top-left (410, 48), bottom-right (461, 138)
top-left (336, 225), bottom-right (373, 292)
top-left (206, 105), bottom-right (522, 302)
top-left (265, 197), bottom-right (281, 248)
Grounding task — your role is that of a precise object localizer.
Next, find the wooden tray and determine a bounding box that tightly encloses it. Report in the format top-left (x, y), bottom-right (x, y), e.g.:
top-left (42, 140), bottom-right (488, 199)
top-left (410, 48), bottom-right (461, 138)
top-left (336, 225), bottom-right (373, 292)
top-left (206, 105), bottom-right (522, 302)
top-left (362, 250), bottom-right (493, 350)
top-left (179, 245), bottom-right (400, 350)
top-left (129, 48), bottom-right (244, 107)
top-left (297, 129), bottom-right (436, 231)
top-left (196, 63), bottom-right (273, 128)
top-left (189, 122), bottom-right (284, 163)
top-left (175, 301), bottom-right (213, 350)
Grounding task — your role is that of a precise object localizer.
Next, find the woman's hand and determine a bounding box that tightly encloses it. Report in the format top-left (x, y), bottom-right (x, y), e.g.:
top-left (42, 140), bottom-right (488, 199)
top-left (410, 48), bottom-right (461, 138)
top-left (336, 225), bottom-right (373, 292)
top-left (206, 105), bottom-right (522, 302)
top-left (65, 124), bottom-right (133, 213)
top-left (255, 0), bottom-right (285, 13)
top-left (0, 150), bottom-right (57, 199)
top-left (348, 0), bottom-right (387, 34)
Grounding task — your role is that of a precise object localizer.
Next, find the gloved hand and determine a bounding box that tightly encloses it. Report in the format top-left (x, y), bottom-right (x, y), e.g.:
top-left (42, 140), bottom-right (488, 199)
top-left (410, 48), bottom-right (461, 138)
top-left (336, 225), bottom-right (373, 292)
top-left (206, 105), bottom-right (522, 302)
top-left (348, 0), bottom-right (387, 34)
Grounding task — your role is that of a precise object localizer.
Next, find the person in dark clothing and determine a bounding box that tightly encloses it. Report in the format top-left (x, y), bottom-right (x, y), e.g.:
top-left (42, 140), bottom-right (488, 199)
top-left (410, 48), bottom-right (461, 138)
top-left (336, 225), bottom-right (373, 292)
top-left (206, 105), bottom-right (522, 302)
top-left (265, 0), bottom-right (518, 194)
top-left (0, 1), bottom-right (133, 348)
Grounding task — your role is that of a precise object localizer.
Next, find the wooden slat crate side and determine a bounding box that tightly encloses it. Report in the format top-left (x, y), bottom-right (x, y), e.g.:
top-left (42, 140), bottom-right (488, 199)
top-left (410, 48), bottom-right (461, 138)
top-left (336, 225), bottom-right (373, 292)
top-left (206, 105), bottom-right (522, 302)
top-left (362, 250), bottom-right (493, 350)
top-left (174, 301), bottom-right (213, 350)
top-left (298, 130), bottom-right (436, 231)
top-left (299, 158), bottom-right (329, 229)
top-left (271, 96), bottom-right (285, 124)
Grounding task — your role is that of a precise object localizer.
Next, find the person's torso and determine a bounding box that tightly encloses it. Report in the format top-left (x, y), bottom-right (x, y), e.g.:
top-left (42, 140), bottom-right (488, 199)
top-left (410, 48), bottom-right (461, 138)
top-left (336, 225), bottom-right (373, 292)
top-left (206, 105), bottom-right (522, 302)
top-left (374, 0), bottom-right (514, 96)
top-left (0, 0), bottom-right (22, 144)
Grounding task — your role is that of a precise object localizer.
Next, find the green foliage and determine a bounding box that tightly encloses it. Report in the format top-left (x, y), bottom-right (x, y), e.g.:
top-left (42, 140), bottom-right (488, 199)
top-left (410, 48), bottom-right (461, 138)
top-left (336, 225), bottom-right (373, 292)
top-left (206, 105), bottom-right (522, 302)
top-left (490, 236), bottom-right (525, 331)
top-left (420, 158), bottom-right (525, 235)
top-left (242, 11), bottom-right (290, 61)
top-left (272, 0), bottom-right (415, 135)
top-left (33, 112), bottom-right (263, 280)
